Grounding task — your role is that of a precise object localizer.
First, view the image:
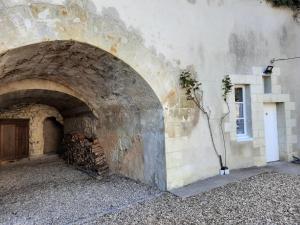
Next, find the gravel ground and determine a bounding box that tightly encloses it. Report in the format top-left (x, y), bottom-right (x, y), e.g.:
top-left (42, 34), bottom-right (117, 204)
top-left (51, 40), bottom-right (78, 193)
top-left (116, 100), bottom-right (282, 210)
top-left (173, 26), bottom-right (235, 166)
top-left (92, 172), bottom-right (300, 225)
top-left (0, 159), bottom-right (161, 225)
top-left (1, 160), bottom-right (299, 225)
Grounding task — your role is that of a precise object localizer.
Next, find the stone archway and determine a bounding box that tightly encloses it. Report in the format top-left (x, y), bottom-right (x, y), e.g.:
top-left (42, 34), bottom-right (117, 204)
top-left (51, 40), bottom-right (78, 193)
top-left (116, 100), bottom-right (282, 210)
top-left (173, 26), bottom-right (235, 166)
top-left (0, 40), bottom-right (166, 190)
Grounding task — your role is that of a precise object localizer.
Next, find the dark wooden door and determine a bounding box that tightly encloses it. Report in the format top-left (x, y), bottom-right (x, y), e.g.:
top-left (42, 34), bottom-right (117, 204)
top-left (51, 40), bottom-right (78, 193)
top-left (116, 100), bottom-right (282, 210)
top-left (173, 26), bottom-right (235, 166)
top-left (0, 119), bottom-right (29, 161)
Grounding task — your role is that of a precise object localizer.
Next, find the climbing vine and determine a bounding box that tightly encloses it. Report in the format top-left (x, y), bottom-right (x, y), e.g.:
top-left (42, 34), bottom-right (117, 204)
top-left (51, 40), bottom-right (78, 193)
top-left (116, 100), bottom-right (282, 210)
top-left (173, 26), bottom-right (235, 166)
top-left (179, 70), bottom-right (203, 111)
top-left (180, 71), bottom-right (233, 169)
top-left (220, 75), bottom-right (233, 167)
top-left (221, 75), bottom-right (233, 102)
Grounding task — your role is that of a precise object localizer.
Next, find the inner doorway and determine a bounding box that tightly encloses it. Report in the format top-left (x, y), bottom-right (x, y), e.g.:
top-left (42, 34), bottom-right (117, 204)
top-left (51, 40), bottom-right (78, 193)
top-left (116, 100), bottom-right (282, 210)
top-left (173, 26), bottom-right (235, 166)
top-left (43, 117), bottom-right (64, 155)
top-left (0, 119), bottom-right (29, 161)
top-left (264, 103), bottom-right (279, 162)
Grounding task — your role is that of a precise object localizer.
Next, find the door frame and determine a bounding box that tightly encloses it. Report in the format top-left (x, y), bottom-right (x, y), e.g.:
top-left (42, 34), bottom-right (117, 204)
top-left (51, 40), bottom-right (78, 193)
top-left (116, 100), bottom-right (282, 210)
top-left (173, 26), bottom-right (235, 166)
top-left (263, 103), bottom-right (280, 162)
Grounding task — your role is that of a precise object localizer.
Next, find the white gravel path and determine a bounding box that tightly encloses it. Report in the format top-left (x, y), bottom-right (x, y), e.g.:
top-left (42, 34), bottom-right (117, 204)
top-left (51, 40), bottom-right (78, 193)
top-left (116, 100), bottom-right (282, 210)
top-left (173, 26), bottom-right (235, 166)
top-left (92, 172), bottom-right (300, 225)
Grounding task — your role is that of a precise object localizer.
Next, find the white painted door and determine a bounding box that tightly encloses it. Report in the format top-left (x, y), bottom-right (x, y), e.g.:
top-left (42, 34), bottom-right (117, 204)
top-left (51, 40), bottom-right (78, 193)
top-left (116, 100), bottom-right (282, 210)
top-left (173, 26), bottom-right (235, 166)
top-left (264, 103), bottom-right (279, 162)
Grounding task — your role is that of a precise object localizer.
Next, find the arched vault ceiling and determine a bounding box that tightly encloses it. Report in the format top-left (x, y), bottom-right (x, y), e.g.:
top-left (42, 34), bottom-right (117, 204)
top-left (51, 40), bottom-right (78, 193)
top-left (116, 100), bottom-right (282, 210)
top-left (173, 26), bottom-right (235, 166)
top-left (0, 89), bottom-right (92, 117)
top-left (0, 40), bottom-right (162, 111)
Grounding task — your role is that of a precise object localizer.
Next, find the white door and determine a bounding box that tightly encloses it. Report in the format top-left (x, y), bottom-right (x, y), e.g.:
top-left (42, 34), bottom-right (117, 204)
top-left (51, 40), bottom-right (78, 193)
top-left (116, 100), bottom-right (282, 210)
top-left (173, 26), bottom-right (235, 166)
top-left (263, 103), bottom-right (279, 162)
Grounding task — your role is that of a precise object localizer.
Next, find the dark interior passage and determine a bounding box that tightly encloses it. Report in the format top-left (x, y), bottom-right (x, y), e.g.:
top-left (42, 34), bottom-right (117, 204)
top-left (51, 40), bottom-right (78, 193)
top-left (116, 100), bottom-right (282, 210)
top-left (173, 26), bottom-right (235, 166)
top-left (0, 40), bottom-right (166, 190)
top-left (43, 117), bottom-right (64, 154)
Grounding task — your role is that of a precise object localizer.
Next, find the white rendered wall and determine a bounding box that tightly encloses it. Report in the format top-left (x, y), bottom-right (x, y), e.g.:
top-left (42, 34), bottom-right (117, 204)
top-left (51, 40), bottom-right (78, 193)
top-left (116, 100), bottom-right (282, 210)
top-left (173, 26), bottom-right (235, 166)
top-left (0, 0), bottom-right (299, 189)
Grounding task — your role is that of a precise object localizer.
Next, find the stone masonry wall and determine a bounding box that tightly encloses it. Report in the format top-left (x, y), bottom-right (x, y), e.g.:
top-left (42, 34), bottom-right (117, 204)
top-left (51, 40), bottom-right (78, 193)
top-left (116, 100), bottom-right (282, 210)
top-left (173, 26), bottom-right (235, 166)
top-left (0, 104), bottom-right (63, 157)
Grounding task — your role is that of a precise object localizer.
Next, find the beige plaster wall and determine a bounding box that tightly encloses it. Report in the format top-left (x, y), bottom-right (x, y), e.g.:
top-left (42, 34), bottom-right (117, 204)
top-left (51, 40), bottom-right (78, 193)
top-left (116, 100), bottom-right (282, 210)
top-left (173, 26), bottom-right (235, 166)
top-left (0, 0), bottom-right (299, 189)
top-left (0, 104), bottom-right (63, 157)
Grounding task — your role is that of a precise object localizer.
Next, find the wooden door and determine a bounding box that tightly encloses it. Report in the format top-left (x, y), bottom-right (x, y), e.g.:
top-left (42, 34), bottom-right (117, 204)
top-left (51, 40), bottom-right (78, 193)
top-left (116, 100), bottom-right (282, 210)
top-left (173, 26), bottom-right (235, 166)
top-left (0, 119), bottom-right (29, 161)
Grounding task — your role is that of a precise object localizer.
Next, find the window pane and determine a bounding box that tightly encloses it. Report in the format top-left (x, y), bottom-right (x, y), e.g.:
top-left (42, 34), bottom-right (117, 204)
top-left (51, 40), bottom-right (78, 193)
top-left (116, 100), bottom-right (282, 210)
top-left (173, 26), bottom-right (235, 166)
top-left (235, 88), bottom-right (243, 102)
top-left (236, 119), bottom-right (245, 135)
top-left (235, 103), bottom-right (244, 118)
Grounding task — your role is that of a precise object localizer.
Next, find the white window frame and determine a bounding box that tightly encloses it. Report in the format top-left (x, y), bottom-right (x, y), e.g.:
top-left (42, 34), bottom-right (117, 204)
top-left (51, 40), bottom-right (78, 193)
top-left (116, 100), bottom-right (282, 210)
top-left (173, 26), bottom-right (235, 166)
top-left (235, 85), bottom-right (248, 139)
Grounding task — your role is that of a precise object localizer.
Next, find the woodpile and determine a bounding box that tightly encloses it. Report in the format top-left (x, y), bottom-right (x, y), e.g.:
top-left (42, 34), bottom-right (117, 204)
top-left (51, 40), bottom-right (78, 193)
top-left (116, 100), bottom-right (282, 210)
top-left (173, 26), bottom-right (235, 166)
top-left (62, 133), bottom-right (109, 178)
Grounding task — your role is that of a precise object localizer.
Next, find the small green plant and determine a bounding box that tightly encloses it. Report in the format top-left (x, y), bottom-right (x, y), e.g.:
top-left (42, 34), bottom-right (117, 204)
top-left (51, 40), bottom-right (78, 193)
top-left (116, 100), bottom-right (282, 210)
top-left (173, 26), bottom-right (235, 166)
top-left (180, 70), bottom-right (224, 168)
top-left (180, 71), bottom-right (234, 169)
top-left (179, 70), bottom-right (201, 103)
top-left (266, 0), bottom-right (300, 10)
top-left (221, 75), bottom-right (233, 102)
top-left (220, 75), bottom-right (233, 167)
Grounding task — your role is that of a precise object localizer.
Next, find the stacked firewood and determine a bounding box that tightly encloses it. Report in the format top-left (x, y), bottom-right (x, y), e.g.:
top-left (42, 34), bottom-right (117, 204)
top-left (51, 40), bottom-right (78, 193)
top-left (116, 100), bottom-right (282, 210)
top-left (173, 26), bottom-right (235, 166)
top-left (62, 133), bottom-right (109, 178)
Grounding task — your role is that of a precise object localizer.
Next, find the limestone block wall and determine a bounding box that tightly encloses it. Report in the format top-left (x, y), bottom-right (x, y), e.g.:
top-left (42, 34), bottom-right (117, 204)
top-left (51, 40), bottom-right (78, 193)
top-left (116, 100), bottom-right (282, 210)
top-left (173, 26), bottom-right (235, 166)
top-left (225, 67), bottom-right (297, 169)
top-left (0, 104), bottom-right (63, 157)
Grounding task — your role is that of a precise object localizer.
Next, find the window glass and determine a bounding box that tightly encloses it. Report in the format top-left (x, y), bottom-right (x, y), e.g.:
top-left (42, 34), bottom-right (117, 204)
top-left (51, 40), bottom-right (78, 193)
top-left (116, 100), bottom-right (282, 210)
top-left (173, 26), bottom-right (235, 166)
top-left (236, 119), bottom-right (245, 135)
top-left (235, 86), bottom-right (247, 136)
top-left (235, 87), bottom-right (243, 102)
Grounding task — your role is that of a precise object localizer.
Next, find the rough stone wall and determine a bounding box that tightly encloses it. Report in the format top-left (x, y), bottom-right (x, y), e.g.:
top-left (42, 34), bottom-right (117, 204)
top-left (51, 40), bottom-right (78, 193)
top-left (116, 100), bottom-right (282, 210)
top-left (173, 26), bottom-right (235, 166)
top-left (64, 114), bottom-right (97, 139)
top-left (96, 106), bottom-right (144, 182)
top-left (0, 104), bottom-right (63, 157)
top-left (0, 40), bottom-right (167, 190)
top-left (63, 104), bottom-right (162, 185)
top-left (95, 105), bottom-right (164, 186)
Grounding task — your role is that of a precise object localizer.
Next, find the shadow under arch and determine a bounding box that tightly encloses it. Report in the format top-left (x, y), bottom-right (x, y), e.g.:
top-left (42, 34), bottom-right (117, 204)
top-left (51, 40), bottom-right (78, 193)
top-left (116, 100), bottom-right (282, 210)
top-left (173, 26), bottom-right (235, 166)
top-left (0, 40), bottom-right (166, 190)
top-left (0, 89), bottom-right (96, 118)
top-left (0, 78), bottom-right (100, 119)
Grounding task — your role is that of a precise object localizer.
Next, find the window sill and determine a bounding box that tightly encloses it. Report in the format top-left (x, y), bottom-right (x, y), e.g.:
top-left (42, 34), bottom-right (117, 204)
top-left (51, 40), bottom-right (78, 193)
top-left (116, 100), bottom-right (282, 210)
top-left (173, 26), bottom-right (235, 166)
top-left (237, 136), bottom-right (253, 142)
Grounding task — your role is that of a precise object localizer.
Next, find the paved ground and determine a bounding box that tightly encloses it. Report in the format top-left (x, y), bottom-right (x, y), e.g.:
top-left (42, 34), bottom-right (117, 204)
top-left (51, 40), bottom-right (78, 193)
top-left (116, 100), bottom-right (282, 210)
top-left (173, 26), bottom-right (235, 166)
top-left (268, 161), bottom-right (300, 176)
top-left (171, 166), bottom-right (268, 198)
top-left (1, 159), bottom-right (299, 225)
top-left (0, 158), bottom-right (161, 225)
top-left (171, 161), bottom-right (300, 198)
